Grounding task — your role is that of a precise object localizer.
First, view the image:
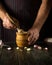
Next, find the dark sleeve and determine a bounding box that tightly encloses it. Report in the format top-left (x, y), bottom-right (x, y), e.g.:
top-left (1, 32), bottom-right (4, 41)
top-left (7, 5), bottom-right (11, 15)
top-left (48, 0), bottom-right (52, 8)
top-left (0, 0), bottom-right (1, 3)
top-left (0, 0), bottom-right (2, 3)
top-left (0, 0), bottom-right (3, 4)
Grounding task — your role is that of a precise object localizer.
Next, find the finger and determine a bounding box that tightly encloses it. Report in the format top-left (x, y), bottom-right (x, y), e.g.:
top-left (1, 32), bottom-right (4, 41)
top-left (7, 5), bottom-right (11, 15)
top-left (28, 34), bottom-right (33, 41)
top-left (11, 25), bottom-right (16, 29)
top-left (33, 38), bottom-right (38, 43)
top-left (33, 36), bottom-right (39, 43)
top-left (3, 24), bottom-right (6, 28)
top-left (29, 34), bottom-right (39, 45)
top-left (3, 23), bottom-right (12, 29)
top-left (28, 33), bottom-right (35, 45)
top-left (4, 26), bottom-right (11, 29)
top-left (27, 31), bottom-right (31, 37)
top-left (12, 25), bottom-right (17, 29)
top-left (28, 36), bottom-right (35, 45)
top-left (31, 38), bottom-right (36, 44)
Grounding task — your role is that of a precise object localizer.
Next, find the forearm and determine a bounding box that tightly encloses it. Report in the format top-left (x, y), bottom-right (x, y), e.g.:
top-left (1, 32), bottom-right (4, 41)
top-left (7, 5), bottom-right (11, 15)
top-left (0, 4), bottom-right (6, 20)
top-left (33, 0), bottom-right (51, 32)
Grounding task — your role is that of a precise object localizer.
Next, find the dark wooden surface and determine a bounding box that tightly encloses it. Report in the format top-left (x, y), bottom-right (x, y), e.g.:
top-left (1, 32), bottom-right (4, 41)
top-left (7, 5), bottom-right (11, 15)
top-left (0, 42), bottom-right (52, 65)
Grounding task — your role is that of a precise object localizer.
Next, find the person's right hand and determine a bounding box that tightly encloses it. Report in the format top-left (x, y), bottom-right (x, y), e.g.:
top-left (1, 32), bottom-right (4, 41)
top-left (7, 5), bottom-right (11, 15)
top-left (0, 5), bottom-right (16, 29)
top-left (2, 13), bottom-right (15, 29)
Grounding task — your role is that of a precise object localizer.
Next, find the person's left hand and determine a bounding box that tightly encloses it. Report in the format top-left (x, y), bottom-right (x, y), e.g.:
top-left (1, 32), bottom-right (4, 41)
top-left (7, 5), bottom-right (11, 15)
top-left (28, 27), bottom-right (39, 45)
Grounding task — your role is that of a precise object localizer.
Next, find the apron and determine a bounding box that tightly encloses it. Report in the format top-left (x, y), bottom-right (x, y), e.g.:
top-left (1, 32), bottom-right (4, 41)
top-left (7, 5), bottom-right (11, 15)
top-left (3, 0), bottom-right (41, 30)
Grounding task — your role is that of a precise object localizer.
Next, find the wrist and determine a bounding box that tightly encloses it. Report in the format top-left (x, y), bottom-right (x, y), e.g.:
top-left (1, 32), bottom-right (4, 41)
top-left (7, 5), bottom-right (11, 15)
top-left (32, 24), bottom-right (41, 32)
top-left (0, 9), bottom-right (6, 21)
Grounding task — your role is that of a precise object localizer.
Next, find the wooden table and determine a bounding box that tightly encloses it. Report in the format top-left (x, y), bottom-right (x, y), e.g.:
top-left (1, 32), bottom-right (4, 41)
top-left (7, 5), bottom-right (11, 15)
top-left (0, 42), bottom-right (52, 65)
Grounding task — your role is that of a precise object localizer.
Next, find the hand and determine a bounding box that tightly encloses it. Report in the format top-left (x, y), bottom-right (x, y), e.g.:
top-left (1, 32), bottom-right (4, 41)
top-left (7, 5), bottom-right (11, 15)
top-left (0, 5), bottom-right (16, 29)
top-left (2, 14), bottom-right (15, 29)
top-left (28, 27), bottom-right (39, 45)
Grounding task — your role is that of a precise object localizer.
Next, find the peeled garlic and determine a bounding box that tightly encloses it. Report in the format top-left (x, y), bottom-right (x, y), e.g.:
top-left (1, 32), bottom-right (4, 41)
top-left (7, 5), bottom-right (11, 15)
top-left (27, 48), bottom-right (31, 51)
